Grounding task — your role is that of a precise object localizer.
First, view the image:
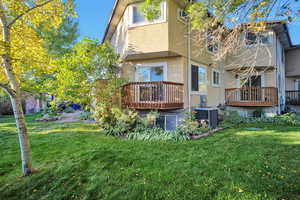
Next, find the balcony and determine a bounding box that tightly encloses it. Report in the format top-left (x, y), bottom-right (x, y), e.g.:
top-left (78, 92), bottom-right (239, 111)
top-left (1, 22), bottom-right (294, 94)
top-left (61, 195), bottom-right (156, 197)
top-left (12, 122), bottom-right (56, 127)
top-left (286, 90), bottom-right (300, 105)
top-left (225, 87), bottom-right (278, 107)
top-left (122, 81), bottom-right (184, 110)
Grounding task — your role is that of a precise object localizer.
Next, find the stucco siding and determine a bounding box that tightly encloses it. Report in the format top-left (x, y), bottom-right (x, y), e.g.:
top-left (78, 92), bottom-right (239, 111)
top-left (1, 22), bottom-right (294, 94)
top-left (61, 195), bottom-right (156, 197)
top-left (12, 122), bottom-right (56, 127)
top-left (225, 31), bottom-right (276, 69)
top-left (110, 7), bottom-right (129, 56)
top-left (127, 22), bottom-right (169, 55)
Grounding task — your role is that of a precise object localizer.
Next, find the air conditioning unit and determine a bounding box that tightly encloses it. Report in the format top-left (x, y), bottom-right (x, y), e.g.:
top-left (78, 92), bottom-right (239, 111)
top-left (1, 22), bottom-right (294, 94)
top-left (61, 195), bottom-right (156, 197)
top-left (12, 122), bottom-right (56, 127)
top-left (194, 108), bottom-right (218, 128)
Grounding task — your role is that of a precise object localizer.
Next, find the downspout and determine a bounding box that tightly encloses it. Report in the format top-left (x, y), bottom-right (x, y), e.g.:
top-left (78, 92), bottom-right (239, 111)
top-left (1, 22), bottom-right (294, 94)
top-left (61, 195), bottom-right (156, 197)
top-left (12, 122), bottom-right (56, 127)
top-left (275, 34), bottom-right (280, 114)
top-left (187, 1), bottom-right (192, 112)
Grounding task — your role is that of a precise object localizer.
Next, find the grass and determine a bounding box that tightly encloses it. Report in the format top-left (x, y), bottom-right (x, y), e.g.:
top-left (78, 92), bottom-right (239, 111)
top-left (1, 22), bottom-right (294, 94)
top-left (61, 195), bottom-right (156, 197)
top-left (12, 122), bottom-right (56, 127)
top-left (0, 114), bottom-right (300, 200)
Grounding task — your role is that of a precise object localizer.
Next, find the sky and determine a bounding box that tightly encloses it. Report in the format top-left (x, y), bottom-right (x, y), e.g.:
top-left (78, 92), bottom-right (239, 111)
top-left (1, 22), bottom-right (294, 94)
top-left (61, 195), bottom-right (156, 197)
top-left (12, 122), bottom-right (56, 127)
top-left (76, 0), bottom-right (300, 45)
top-left (75, 0), bottom-right (115, 41)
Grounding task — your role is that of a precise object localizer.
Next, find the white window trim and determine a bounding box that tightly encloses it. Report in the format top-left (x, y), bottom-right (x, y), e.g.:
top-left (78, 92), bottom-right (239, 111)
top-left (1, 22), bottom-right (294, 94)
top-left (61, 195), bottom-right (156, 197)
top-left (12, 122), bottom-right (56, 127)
top-left (129, 1), bottom-right (167, 28)
top-left (190, 61), bottom-right (208, 95)
top-left (212, 69), bottom-right (221, 87)
top-left (295, 79), bottom-right (300, 90)
top-left (244, 31), bottom-right (273, 48)
top-left (135, 62), bottom-right (168, 82)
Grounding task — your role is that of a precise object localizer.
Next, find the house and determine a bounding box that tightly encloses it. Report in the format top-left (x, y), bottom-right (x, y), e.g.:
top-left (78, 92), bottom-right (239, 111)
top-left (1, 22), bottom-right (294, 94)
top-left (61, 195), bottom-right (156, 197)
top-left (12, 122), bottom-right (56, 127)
top-left (0, 92), bottom-right (47, 115)
top-left (285, 45), bottom-right (300, 111)
top-left (102, 0), bottom-right (296, 129)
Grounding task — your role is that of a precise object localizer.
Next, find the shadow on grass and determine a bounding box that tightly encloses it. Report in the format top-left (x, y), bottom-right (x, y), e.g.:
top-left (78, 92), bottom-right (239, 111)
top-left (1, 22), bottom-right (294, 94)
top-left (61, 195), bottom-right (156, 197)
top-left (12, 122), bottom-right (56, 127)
top-left (0, 123), bottom-right (299, 200)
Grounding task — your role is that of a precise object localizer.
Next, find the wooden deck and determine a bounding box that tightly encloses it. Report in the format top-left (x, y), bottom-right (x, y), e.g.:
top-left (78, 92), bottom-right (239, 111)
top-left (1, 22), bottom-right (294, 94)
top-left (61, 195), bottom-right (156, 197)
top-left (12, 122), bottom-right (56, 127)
top-left (225, 87), bottom-right (278, 107)
top-left (286, 90), bottom-right (300, 105)
top-left (122, 81), bottom-right (184, 110)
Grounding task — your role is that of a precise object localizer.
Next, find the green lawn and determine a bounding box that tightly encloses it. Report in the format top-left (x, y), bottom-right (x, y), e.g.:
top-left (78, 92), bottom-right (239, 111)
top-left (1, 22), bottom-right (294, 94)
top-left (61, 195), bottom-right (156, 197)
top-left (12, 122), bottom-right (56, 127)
top-left (0, 114), bottom-right (300, 200)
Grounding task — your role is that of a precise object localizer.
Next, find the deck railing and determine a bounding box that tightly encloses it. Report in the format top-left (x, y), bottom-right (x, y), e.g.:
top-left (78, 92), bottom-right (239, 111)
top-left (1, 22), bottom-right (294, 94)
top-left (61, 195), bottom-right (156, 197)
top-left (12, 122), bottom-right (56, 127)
top-left (122, 81), bottom-right (184, 110)
top-left (286, 90), bottom-right (300, 105)
top-left (225, 87), bottom-right (278, 107)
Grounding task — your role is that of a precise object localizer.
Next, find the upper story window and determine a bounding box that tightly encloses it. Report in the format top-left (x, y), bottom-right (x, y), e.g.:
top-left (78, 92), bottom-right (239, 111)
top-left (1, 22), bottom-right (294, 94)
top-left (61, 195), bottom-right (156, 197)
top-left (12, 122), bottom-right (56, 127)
top-left (191, 64), bottom-right (207, 94)
top-left (207, 32), bottom-right (219, 54)
top-left (245, 31), bottom-right (272, 46)
top-left (130, 1), bottom-right (166, 27)
top-left (212, 69), bottom-right (220, 86)
top-left (133, 6), bottom-right (146, 24)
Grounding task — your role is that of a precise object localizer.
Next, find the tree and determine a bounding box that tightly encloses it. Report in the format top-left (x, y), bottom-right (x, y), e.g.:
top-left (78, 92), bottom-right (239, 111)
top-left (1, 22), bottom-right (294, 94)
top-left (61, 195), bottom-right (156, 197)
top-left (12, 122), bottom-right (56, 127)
top-left (0, 0), bottom-right (75, 176)
top-left (143, 0), bottom-right (299, 80)
top-left (37, 16), bottom-right (79, 58)
top-left (53, 38), bottom-right (123, 109)
top-left (143, 0), bottom-right (300, 56)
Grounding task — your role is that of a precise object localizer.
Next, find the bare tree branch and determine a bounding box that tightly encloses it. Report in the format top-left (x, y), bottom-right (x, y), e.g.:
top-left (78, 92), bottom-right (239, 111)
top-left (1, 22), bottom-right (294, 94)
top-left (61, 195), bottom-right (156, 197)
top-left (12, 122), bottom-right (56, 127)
top-left (7, 0), bottom-right (55, 28)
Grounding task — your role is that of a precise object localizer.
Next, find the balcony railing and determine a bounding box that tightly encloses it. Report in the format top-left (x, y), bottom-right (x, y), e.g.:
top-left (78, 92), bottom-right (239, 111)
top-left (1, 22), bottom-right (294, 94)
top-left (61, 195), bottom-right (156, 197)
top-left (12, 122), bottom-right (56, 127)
top-left (122, 81), bottom-right (184, 110)
top-left (225, 87), bottom-right (278, 107)
top-left (286, 90), bottom-right (300, 105)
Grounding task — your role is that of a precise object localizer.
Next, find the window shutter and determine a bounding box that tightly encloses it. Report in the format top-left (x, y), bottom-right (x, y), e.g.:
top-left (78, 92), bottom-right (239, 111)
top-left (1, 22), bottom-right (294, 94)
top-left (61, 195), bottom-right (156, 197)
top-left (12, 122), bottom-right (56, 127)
top-left (191, 65), bottom-right (199, 91)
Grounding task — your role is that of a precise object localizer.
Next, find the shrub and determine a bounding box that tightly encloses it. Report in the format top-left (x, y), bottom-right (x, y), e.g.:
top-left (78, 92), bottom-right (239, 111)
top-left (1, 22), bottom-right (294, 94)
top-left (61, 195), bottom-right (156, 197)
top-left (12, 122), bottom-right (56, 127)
top-left (221, 111), bottom-right (244, 127)
top-left (42, 107), bottom-right (60, 117)
top-left (64, 107), bottom-right (76, 113)
top-left (96, 107), bottom-right (140, 136)
top-left (78, 111), bottom-right (93, 121)
top-left (176, 112), bottom-right (203, 135)
top-left (221, 111), bottom-right (300, 127)
top-left (140, 111), bottom-right (159, 128)
top-left (128, 126), bottom-right (189, 141)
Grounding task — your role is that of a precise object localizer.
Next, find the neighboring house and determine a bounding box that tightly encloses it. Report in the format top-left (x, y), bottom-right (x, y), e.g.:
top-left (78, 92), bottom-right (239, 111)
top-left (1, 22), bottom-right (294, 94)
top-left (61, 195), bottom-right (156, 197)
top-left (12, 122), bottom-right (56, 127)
top-left (103, 0), bottom-right (296, 129)
top-left (285, 45), bottom-right (300, 111)
top-left (0, 92), bottom-right (47, 116)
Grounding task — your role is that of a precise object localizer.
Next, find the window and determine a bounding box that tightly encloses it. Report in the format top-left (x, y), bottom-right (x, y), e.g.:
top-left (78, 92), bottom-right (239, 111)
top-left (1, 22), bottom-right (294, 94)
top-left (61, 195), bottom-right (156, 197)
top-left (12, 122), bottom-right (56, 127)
top-left (245, 31), bottom-right (272, 46)
top-left (212, 69), bottom-right (220, 86)
top-left (240, 75), bottom-right (262, 87)
top-left (177, 8), bottom-right (188, 23)
top-left (191, 65), bottom-right (207, 94)
top-left (296, 80), bottom-right (300, 90)
top-left (136, 66), bottom-right (164, 82)
top-left (207, 32), bottom-right (219, 54)
top-left (130, 1), bottom-right (166, 26)
top-left (135, 63), bottom-right (166, 82)
top-left (133, 6), bottom-right (146, 24)
top-left (156, 115), bottom-right (177, 131)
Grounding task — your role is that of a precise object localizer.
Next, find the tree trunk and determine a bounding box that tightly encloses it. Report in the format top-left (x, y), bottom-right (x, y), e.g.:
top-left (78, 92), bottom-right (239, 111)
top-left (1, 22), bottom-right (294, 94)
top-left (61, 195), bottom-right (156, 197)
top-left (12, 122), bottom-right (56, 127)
top-left (9, 92), bottom-right (33, 176)
top-left (0, 3), bottom-right (33, 176)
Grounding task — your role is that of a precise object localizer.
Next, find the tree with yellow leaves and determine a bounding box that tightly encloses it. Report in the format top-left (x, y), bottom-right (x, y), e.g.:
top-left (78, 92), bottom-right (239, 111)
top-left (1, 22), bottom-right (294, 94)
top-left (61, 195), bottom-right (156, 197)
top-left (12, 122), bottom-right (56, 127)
top-left (0, 0), bottom-right (75, 176)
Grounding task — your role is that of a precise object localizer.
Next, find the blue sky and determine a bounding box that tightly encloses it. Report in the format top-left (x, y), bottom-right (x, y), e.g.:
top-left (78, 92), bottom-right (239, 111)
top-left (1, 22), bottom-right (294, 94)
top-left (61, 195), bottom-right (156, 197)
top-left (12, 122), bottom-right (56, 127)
top-left (76, 0), bottom-right (115, 41)
top-left (76, 0), bottom-right (300, 45)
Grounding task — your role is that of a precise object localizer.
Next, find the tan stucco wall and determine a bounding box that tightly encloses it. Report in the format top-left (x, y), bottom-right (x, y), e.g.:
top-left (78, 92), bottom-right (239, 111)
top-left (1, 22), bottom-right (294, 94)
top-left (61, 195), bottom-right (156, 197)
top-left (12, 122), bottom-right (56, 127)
top-left (168, 0), bottom-right (215, 64)
top-left (109, 0), bottom-right (284, 111)
top-left (122, 57), bottom-right (184, 83)
top-left (127, 22), bottom-right (169, 55)
top-left (286, 48), bottom-right (300, 77)
top-left (224, 32), bottom-right (276, 70)
top-left (121, 56), bottom-right (226, 109)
